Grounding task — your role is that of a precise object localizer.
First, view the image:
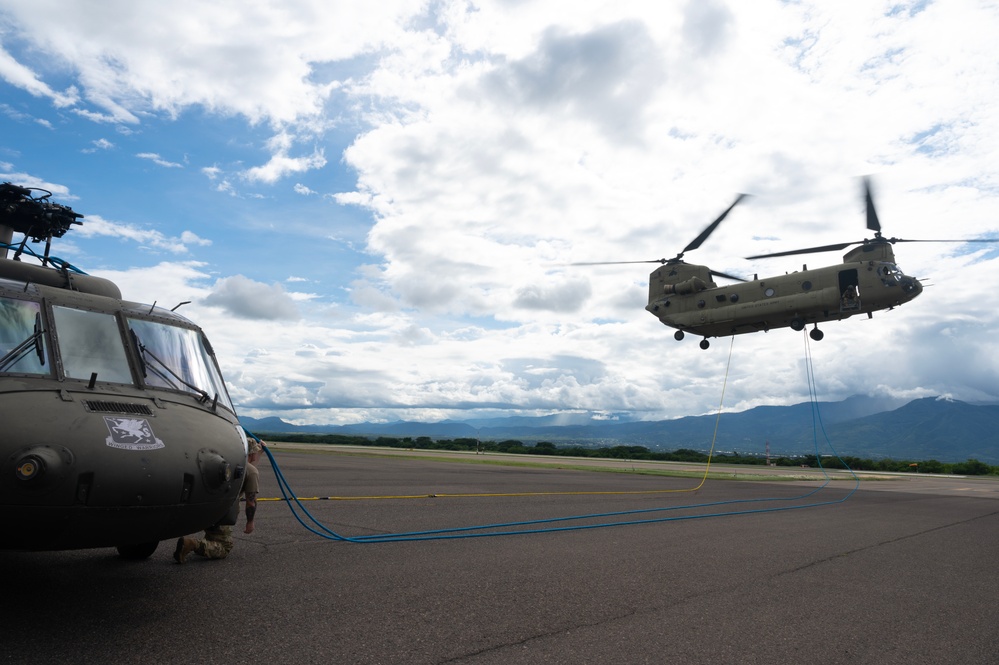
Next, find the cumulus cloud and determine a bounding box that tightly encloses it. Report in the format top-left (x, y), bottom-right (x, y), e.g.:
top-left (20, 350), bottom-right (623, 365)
top-left (137, 152), bottom-right (183, 168)
top-left (4, 0), bottom-right (999, 427)
top-left (73, 215), bottom-right (206, 253)
top-left (513, 278), bottom-right (592, 313)
top-left (479, 21), bottom-right (666, 142)
top-left (243, 145), bottom-right (326, 184)
top-left (202, 274), bottom-right (301, 320)
top-left (0, 46), bottom-right (78, 107)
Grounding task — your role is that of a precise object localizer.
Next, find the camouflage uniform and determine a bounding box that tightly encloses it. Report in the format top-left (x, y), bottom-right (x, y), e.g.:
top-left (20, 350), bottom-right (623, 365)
top-left (175, 439), bottom-right (261, 564)
top-left (190, 458), bottom-right (258, 560)
top-left (195, 524), bottom-right (234, 559)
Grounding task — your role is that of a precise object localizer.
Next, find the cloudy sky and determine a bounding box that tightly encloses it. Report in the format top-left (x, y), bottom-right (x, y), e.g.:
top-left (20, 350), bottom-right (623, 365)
top-left (1, 0), bottom-right (997, 426)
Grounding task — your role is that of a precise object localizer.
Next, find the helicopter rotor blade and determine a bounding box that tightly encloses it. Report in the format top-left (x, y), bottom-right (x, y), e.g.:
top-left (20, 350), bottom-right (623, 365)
top-left (745, 241), bottom-right (859, 260)
top-left (746, 236), bottom-right (999, 260)
top-left (711, 269), bottom-right (747, 282)
top-left (887, 238), bottom-right (999, 244)
top-left (566, 259), bottom-right (667, 266)
top-left (863, 176), bottom-right (881, 234)
top-left (681, 193), bottom-right (750, 256)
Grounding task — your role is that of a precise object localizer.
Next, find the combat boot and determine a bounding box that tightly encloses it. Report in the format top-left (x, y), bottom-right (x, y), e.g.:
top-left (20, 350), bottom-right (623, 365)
top-left (173, 537), bottom-right (198, 564)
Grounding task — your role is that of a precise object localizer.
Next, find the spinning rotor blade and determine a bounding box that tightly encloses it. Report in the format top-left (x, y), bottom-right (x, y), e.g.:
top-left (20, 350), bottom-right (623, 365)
top-left (746, 241), bottom-right (857, 260)
top-left (747, 237), bottom-right (999, 260)
top-left (888, 238), bottom-right (999, 245)
top-left (567, 259), bottom-right (669, 266)
top-left (681, 193), bottom-right (750, 256)
top-left (747, 176), bottom-right (999, 260)
top-left (710, 269), bottom-right (747, 282)
top-left (569, 193), bottom-right (750, 268)
top-left (864, 176), bottom-right (881, 234)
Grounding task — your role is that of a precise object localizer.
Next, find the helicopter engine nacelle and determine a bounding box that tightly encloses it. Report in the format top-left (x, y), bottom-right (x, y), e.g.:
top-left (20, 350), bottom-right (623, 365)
top-left (664, 276), bottom-right (711, 296)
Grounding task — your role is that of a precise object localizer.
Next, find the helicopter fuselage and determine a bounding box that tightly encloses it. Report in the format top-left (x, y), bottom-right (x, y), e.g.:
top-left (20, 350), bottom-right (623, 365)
top-left (0, 262), bottom-right (246, 554)
top-left (646, 243), bottom-right (923, 342)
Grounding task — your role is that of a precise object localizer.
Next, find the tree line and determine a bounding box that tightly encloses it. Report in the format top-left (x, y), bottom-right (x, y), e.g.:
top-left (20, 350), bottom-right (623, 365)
top-left (257, 432), bottom-right (998, 476)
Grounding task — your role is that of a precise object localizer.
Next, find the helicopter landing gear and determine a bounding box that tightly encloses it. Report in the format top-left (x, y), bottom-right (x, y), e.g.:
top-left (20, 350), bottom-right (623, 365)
top-left (809, 326), bottom-right (824, 341)
top-left (116, 541), bottom-right (159, 560)
top-left (790, 317), bottom-right (805, 331)
top-left (699, 338), bottom-right (710, 350)
top-left (674, 330), bottom-right (685, 341)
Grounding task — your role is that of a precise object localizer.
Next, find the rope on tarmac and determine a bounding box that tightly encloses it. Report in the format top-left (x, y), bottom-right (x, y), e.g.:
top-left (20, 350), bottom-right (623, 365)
top-left (248, 332), bottom-right (859, 543)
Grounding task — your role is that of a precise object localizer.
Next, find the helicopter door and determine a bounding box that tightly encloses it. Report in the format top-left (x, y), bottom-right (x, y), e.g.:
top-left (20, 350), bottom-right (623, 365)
top-left (838, 268), bottom-right (860, 312)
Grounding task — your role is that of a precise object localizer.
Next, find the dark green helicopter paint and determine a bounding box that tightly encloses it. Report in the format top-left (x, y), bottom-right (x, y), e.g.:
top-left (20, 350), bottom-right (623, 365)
top-left (0, 183), bottom-right (246, 558)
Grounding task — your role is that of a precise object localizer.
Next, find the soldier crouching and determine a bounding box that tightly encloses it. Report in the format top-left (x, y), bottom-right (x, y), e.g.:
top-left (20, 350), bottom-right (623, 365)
top-left (174, 437), bottom-right (263, 563)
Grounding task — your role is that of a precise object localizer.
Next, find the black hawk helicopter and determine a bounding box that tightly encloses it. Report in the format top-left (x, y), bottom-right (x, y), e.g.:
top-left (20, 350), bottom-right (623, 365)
top-left (579, 179), bottom-right (998, 348)
top-left (0, 182), bottom-right (247, 558)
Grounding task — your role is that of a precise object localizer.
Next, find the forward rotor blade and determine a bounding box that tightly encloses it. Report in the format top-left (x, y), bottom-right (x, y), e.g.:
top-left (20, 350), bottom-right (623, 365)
top-left (681, 193), bottom-right (750, 255)
top-left (864, 176), bottom-right (881, 234)
top-left (567, 259), bottom-right (667, 266)
top-left (745, 241), bottom-right (858, 260)
top-left (889, 238), bottom-right (999, 244)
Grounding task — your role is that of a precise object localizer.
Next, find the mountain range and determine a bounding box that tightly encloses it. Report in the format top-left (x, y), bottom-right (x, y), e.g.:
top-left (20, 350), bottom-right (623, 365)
top-left (239, 395), bottom-right (999, 463)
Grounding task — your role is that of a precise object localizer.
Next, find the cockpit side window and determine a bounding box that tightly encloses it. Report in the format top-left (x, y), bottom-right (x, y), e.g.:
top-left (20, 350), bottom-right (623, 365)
top-left (0, 296), bottom-right (49, 375)
top-left (51, 306), bottom-right (133, 384)
top-left (128, 318), bottom-right (234, 412)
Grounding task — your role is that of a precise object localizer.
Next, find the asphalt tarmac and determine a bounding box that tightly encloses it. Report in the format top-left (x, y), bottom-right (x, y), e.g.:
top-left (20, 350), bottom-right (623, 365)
top-left (4, 447), bottom-right (998, 664)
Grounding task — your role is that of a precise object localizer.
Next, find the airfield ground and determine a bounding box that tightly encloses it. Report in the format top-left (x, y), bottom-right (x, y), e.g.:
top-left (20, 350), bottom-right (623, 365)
top-left (3, 444), bottom-right (997, 664)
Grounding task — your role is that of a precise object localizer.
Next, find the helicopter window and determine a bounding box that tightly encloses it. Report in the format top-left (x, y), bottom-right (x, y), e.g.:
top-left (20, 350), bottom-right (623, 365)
top-left (729, 293), bottom-right (739, 303)
top-left (764, 288), bottom-right (775, 297)
top-left (715, 295), bottom-right (726, 302)
top-left (0, 296), bottom-right (49, 375)
top-left (697, 300), bottom-right (706, 308)
top-left (801, 281), bottom-right (812, 291)
top-left (51, 306), bottom-right (133, 384)
top-left (128, 318), bottom-right (234, 412)
top-left (879, 264), bottom-right (902, 285)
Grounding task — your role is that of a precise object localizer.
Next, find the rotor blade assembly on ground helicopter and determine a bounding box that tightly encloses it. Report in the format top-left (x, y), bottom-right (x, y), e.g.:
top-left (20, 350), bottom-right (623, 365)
top-left (576, 178), bottom-right (998, 349)
top-left (0, 182), bottom-right (248, 558)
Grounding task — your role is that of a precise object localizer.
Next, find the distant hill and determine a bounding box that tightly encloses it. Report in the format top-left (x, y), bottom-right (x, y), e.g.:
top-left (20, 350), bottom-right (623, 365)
top-left (238, 395), bottom-right (999, 463)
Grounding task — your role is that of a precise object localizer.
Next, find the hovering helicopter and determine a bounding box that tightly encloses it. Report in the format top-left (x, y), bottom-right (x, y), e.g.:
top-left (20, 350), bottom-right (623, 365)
top-left (580, 179), bottom-right (998, 349)
top-left (0, 182), bottom-right (247, 558)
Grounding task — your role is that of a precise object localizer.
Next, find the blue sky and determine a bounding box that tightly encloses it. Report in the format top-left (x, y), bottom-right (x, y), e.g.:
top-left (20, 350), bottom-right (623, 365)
top-left (2, 0), bottom-right (998, 426)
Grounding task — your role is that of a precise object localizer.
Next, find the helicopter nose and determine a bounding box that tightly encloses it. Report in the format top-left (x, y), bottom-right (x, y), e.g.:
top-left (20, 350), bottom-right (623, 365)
top-left (901, 276), bottom-right (922, 296)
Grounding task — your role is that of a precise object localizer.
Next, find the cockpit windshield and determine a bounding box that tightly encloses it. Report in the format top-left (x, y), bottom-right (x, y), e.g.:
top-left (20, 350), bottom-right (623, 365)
top-left (128, 318), bottom-right (233, 412)
top-left (51, 305), bottom-right (132, 383)
top-left (0, 296), bottom-right (49, 375)
top-left (1, 295), bottom-right (233, 412)
top-left (878, 263), bottom-right (904, 285)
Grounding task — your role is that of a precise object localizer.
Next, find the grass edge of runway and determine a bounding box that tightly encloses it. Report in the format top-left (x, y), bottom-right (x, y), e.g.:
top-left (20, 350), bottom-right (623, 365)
top-left (264, 443), bottom-right (897, 483)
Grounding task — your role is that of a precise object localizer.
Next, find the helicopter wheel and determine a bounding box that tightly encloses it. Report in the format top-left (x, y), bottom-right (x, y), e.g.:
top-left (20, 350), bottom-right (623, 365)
top-left (116, 541), bottom-right (159, 560)
top-left (674, 330), bottom-right (685, 341)
top-left (809, 326), bottom-right (824, 341)
top-left (699, 339), bottom-right (710, 350)
top-left (790, 318), bottom-right (805, 331)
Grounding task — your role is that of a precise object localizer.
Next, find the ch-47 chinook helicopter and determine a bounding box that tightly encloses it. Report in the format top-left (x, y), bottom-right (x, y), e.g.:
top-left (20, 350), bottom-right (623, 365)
top-left (0, 182), bottom-right (247, 558)
top-left (579, 179), bottom-right (998, 349)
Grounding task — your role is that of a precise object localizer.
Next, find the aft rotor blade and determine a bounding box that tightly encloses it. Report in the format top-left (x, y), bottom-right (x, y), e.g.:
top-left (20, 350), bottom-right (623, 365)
top-left (711, 269), bottom-right (747, 282)
top-left (864, 176), bottom-right (881, 234)
top-left (745, 241), bottom-right (858, 260)
top-left (681, 193), bottom-right (750, 255)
